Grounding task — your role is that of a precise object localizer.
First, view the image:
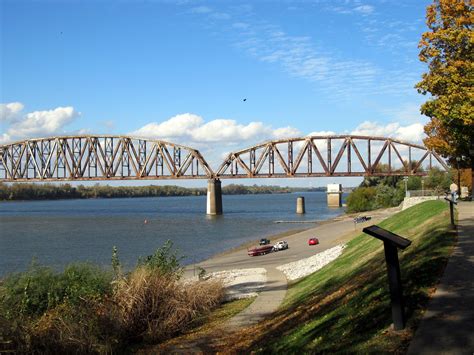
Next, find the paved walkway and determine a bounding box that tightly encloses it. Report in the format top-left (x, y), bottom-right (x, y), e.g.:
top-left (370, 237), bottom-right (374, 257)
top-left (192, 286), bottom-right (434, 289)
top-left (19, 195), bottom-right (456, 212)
top-left (408, 201), bottom-right (474, 355)
top-left (225, 267), bottom-right (287, 330)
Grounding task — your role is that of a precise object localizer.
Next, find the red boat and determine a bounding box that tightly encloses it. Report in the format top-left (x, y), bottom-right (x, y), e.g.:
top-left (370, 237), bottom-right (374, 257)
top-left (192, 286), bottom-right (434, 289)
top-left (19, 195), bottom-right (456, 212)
top-left (248, 244), bottom-right (274, 256)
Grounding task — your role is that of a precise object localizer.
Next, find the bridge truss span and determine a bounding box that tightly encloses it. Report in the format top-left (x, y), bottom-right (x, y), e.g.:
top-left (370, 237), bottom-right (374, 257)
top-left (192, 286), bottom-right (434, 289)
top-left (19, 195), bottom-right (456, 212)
top-left (216, 135), bottom-right (449, 179)
top-left (0, 136), bottom-right (214, 181)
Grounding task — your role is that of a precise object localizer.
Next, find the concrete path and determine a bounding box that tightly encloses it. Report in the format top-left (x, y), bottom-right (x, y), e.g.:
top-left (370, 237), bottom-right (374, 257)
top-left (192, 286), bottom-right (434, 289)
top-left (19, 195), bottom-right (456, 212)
top-left (408, 201), bottom-right (474, 355)
top-left (225, 267), bottom-right (287, 330)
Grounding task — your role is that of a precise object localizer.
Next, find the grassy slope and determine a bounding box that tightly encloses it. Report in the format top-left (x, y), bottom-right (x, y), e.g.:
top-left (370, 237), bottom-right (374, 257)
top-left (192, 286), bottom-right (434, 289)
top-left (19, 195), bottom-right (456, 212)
top-left (224, 201), bottom-right (455, 354)
top-left (137, 298), bottom-right (256, 353)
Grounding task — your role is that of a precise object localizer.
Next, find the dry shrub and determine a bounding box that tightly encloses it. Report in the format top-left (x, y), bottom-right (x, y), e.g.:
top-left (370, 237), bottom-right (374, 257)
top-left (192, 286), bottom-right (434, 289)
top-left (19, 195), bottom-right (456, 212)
top-left (1, 251), bottom-right (224, 352)
top-left (27, 300), bottom-right (118, 354)
top-left (114, 266), bottom-right (224, 343)
top-left (0, 314), bottom-right (29, 353)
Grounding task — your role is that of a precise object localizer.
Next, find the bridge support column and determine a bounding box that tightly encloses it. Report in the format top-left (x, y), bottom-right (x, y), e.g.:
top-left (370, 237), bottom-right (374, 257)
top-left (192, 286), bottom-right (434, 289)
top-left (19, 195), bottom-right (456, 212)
top-left (207, 179), bottom-right (223, 215)
top-left (327, 184), bottom-right (342, 207)
top-left (296, 196), bottom-right (305, 214)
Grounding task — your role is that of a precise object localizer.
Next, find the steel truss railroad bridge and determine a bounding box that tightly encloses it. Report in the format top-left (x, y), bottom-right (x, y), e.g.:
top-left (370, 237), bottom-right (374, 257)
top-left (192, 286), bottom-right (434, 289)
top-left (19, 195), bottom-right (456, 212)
top-left (0, 135), bottom-right (448, 182)
top-left (0, 135), bottom-right (448, 214)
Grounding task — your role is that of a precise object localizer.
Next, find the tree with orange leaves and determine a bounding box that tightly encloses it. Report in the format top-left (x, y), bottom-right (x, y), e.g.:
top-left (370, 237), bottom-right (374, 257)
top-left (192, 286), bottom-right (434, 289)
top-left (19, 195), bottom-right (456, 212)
top-left (416, 0), bottom-right (473, 194)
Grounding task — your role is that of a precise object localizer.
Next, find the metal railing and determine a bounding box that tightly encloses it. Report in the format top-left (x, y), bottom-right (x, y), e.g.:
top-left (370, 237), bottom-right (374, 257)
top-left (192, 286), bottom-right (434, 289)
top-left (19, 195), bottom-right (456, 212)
top-left (406, 190), bottom-right (443, 197)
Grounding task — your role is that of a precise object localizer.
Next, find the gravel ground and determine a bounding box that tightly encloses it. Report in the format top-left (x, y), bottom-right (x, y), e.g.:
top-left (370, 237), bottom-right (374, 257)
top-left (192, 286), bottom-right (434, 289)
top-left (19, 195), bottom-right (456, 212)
top-left (204, 268), bottom-right (267, 301)
top-left (276, 244), bottom-right (346, 281)
top-left (202, 244), bottom-right (345, 300)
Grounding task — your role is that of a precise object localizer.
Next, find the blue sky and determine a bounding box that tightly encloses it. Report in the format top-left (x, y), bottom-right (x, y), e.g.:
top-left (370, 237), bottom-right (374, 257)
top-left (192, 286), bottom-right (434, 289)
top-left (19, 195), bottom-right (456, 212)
top-left (1, 0), bottom-right (434, 186)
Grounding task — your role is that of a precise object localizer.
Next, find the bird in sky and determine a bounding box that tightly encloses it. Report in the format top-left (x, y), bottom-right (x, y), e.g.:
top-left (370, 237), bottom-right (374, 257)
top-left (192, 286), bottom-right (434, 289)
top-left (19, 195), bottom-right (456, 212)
top-left (243, 98), bottom-right (247, 102)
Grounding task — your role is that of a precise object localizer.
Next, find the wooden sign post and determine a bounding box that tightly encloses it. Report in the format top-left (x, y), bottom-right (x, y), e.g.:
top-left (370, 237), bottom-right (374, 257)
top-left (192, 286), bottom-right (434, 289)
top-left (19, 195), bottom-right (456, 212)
top-left (444, 195), bottom-right (457, 228)
top-left (362, 225), bottom-right (412, 330)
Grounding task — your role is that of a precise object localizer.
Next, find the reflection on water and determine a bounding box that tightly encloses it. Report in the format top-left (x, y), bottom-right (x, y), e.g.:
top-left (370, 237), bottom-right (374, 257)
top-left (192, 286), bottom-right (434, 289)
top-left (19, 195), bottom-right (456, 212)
top-left (0, 192), bottom-right (346, 276)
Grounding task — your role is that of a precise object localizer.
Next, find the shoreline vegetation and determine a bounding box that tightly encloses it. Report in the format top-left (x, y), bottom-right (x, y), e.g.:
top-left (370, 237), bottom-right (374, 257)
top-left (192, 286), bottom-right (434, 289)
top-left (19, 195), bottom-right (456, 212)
top-left (0, 201), bottom-right (455, 353)
top-left (346, 167), bottom-right (452, 213)
top-left (0, 242), bottom-right (225, 353)
top-left (0, 182), bottom-right (331, 201)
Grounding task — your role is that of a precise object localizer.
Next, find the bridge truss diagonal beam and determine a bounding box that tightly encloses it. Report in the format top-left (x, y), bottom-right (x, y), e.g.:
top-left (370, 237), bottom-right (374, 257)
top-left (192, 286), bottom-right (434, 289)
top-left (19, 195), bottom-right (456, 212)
top-left (0, 134), bottom-right (450, 182)
top-left (0, 136), bottom-right (214, 182)
top-left (215, 135), bottom-right (449, 179)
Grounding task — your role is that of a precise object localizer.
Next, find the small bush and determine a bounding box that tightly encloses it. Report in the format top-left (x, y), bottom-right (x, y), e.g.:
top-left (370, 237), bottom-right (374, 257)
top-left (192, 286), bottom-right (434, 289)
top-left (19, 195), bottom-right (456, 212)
top-left (1, 264), bottom-right (59, 318)
top-left (0, 262), bottom-right (113, 319)
top-left (137, 240), bottom-right (184, 277)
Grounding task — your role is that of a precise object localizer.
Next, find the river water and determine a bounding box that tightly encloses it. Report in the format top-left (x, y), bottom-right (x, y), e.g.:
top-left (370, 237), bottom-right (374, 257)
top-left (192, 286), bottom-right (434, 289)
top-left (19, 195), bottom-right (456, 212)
top-left (0, 192), bottom-right (346, 277)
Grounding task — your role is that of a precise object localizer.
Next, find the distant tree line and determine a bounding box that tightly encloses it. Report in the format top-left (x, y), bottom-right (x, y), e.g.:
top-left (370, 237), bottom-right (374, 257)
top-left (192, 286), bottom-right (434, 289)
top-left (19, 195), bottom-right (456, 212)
top-left (0, 183), bottom-right (206, 201)
top-left (221, 184), bottom-right (322, 195)
top-left (0, 183), bottom-right (325, 201)
top-left (346, 167), bottom-right (452, 213)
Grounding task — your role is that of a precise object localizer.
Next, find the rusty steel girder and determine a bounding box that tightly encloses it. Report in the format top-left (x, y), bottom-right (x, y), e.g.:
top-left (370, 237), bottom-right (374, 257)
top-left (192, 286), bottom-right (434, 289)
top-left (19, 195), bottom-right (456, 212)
top-left (0, 135), bottom-right (449, 182)
top-left (0, 136), bottom-right (213, 181)
top-left (216, 135), bottom-right (449, 178)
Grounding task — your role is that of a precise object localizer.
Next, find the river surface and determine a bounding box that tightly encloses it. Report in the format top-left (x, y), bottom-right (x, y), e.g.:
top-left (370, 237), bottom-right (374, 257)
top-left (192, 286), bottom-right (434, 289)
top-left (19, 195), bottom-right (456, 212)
top-left (0, 192), bottom-right (346, 277)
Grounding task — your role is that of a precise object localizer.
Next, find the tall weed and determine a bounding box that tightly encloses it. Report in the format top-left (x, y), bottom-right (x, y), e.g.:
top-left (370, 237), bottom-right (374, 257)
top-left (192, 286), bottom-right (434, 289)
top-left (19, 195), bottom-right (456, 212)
top-left (113, 266), bottom-right (224, 343)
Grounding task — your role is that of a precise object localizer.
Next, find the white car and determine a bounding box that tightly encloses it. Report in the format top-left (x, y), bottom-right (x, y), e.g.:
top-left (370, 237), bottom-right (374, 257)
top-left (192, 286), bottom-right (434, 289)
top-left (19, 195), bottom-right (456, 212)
top-left (273, 240), bottom-right (289, 251)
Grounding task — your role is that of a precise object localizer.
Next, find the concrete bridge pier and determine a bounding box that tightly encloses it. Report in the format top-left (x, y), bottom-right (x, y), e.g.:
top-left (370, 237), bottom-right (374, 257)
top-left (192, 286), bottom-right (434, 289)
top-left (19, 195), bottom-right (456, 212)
top-left (207, 179), bottom-right (223, 215)
top-left (296, 196), bottom-right (306, 214)
top-left (327, 184), bottom-right (342, 207)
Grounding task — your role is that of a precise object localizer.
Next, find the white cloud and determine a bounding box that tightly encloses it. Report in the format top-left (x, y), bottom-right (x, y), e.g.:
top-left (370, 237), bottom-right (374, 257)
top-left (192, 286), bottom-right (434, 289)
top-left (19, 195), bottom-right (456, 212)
top-left (0, 102), bottom-right (24, 122)
top-left (14, 107), bottom-right (78, 136)
top-left (131, 114), bottom-right (302, 168)
top-left (0, 133), bottom-right (12, 145)
top-left (0, 102), bottom-right (80, 144)
top-left (273, 126), bottom-right (301, 139)
top-left (132, 113), bottom-right (203, 139)
top-left (354, 5), bottom-right (374, 15)
top-left (183, 1), bottom-right (418, 99)
top-left (351, 121), bottom-right (425, 143)
top-left (189, 5), bottom-right (230, 21)
top-left (307, 130), bottom-right (336, 137)
top-left (231, 21), bottom-right (387, 99)
top-left (326, 2), bottom-right (374, 15)
top-left (395, 123), bottom-right (425, 142)
top-left (192, 119), bottom-right (264, 142)
top-left (131, 113), bottom-right (300, 145)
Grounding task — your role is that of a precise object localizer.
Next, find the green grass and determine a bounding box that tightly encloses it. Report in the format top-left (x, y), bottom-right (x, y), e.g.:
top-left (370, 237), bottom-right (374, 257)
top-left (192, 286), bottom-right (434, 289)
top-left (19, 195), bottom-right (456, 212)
top-left (226, 200), bottom-right (455, 353)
